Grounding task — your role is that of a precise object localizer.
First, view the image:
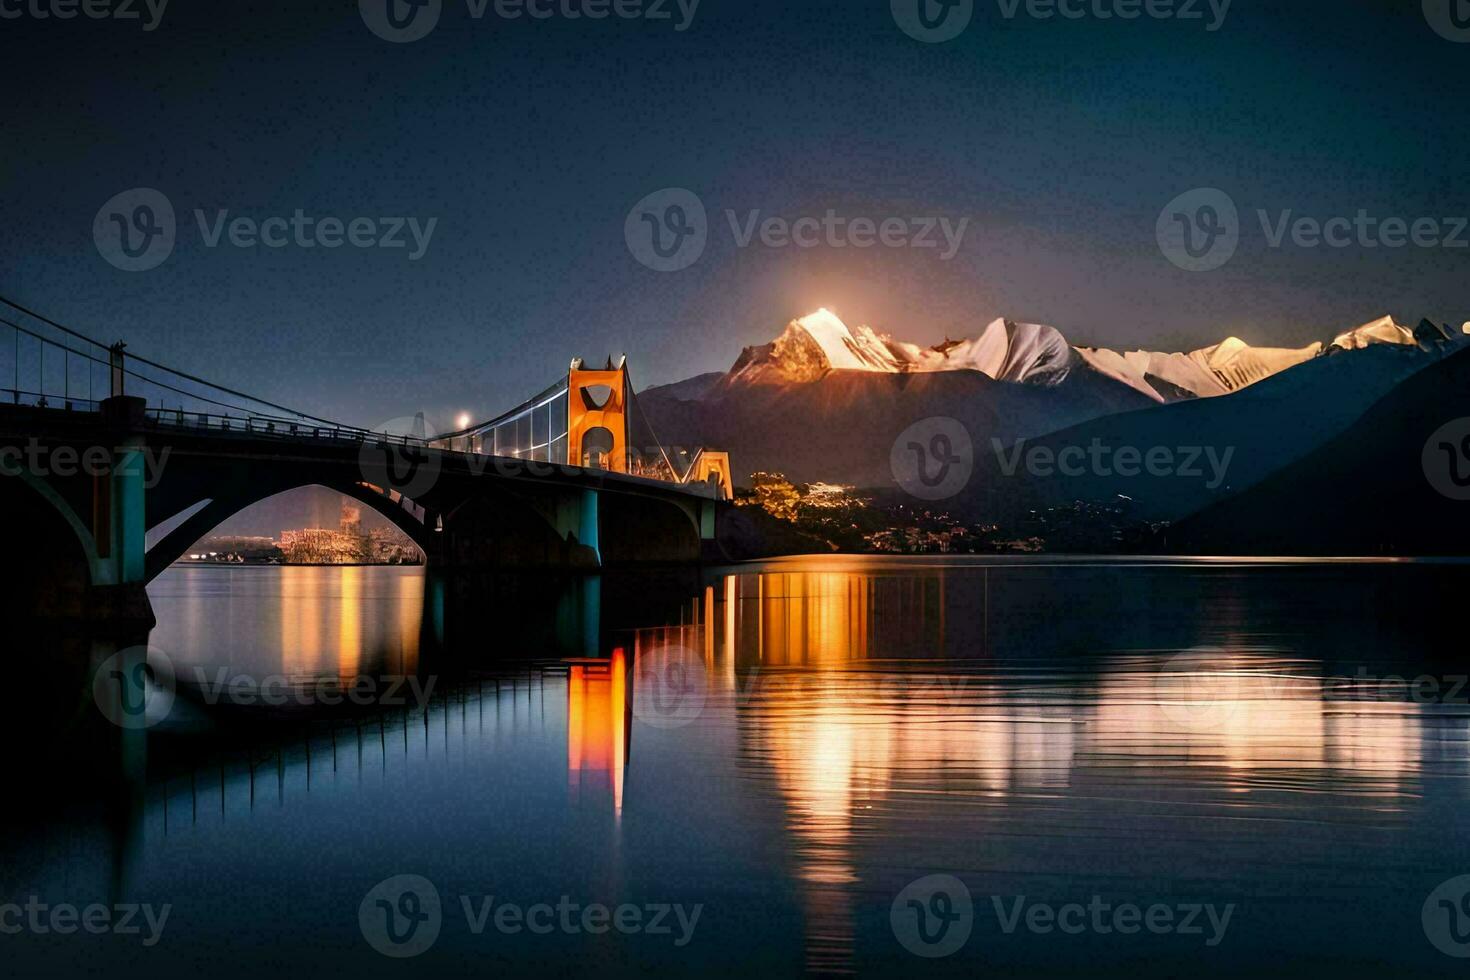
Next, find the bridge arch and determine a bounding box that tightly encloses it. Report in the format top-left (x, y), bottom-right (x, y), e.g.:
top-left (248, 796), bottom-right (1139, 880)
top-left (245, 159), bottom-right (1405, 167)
top-left (144, 481), bottom-right (433, 582)
top-left (0, 471), bottom-right (98, 616)
top-left (596, 490), bottom-right (702, 564)
top-left (577, 426), bottom-right (617, 469)
top-left (437, 484), bottom-right (600, 571)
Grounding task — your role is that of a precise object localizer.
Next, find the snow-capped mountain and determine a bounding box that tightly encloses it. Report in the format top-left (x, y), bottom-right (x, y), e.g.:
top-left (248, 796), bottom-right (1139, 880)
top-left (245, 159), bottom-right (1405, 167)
top-left (638, 307), bottom-right (1469, 490)
top-left (1168, 343), bottom-right (1470, 555)
top-left (1079, 315), bottom-right (1470, 401)
top-left (712, 309), bottom-right (1468, 404)
top-left (719, 309), bottom-right (1094, 391)
top-left (1075, 337), bottom-right (1322, 401)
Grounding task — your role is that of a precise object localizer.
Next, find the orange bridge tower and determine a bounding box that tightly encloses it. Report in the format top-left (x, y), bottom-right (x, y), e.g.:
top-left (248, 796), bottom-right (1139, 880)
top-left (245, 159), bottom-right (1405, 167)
top-left (567, 357), bottom-right (630, 472)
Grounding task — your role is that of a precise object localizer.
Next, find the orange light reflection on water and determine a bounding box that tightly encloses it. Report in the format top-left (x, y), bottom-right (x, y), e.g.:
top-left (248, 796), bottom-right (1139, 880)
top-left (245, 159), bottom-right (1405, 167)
top-left (567, 648), bottom-right (629, 817)
top-left (615, 565), bottom-right (1441, 974)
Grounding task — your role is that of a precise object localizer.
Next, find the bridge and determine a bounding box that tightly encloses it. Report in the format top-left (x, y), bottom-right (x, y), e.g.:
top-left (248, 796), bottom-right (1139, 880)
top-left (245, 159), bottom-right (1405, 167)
top-left (0, 296), bottom-right (736, 624)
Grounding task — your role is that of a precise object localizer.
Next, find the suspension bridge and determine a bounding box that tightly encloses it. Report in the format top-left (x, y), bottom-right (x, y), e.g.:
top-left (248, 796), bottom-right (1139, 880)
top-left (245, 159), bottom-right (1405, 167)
top-left (0, 295), bottom-right (735, 623)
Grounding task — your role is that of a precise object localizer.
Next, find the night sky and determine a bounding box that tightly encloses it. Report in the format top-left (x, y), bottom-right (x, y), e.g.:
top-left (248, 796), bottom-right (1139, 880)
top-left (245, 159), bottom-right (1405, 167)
top-left (1, 0), bottom-right (1466, 431)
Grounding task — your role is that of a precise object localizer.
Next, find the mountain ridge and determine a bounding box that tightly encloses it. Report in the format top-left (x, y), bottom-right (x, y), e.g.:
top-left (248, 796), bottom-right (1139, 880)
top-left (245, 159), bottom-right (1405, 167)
top-left (702, 309), bottom-right (1467, 405)
top-left (638, 309), bottom-right (1470, 498)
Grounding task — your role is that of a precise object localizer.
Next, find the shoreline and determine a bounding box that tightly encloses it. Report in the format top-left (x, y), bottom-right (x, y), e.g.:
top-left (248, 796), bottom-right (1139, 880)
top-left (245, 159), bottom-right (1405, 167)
top-left (173, 561), bottom-right (424, 569)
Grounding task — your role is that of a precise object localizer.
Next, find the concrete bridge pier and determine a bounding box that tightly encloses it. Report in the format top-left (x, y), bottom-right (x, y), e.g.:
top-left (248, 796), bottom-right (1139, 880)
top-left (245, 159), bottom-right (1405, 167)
top-left (549, 487), bottom-right (601, 566)
top-left (554, 574), bottom-right (602, 658)
top-left (91, 397), bottom-right (153, 625)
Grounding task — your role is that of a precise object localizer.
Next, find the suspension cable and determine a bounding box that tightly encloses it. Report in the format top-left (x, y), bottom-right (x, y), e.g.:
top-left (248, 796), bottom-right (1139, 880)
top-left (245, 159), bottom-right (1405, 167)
top-left (0, 292), bottom-right (349, 426)
top-left (622, 363), bottom-right (682, 480)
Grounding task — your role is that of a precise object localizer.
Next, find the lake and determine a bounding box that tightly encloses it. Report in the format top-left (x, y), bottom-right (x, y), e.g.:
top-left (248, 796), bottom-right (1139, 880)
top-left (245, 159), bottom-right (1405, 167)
top-left (7, 558), bottom-right (1470, 977)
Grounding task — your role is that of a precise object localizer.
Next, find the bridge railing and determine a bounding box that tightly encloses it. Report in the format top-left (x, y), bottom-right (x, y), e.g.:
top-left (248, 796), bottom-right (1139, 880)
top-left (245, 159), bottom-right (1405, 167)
top-left (2, 388), bottom-right (103, 413)
top-left (142, 408), bottom-right (430, 448)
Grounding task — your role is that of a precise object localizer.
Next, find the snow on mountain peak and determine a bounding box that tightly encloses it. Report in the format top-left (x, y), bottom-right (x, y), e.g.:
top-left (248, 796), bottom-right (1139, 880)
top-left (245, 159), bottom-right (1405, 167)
top-left (718, 309), bottom-right (1464, 402)
top-left (721, 310), bottom-right (901, 386)
top-left (723, 310), bottom-right (1082, 389)
top-left (791, 309), bottom-right (903, 373)
top-left (1330, 315), bottom-right (1415, 351)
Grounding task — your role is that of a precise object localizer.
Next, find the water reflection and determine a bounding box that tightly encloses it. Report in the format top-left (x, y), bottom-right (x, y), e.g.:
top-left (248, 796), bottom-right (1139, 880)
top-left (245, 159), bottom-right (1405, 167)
top-left (622, 559), bottom-right (1470, 974)
top-left (568, 648), bottom-right (630, 816)
top-left (151, 565), bottom-right (424, 683)
top-left (11, 559), bottom-right (1470, 978)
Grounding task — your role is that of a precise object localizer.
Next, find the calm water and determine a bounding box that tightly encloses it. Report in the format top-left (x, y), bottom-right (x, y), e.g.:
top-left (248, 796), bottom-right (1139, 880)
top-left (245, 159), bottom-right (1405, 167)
top-left (9, 559), bottom-right (1470, 977)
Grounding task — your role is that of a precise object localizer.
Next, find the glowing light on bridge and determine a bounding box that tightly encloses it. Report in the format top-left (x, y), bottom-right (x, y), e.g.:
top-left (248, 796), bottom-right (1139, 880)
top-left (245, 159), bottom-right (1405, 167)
top-left (433, 357), bottom-right (734, 499)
